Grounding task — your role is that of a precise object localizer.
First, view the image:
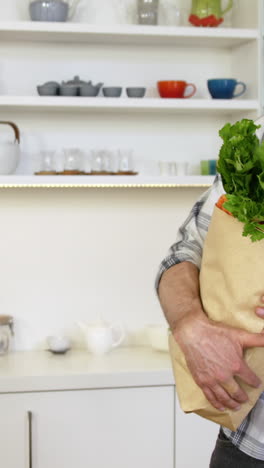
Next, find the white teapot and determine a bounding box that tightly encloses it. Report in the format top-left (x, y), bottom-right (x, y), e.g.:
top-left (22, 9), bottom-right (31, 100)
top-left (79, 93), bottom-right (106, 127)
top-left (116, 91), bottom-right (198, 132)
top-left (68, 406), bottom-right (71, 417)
top-left (77, 320), bottom-right (125, 355)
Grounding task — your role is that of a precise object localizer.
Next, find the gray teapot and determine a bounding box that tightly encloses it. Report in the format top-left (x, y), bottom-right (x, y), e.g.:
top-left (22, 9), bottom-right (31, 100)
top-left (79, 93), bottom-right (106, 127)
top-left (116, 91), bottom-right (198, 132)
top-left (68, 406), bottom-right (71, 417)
top-left (60, 76), bottom-right (86, 96)
top-left (80, 81), bottom-right (104, 97)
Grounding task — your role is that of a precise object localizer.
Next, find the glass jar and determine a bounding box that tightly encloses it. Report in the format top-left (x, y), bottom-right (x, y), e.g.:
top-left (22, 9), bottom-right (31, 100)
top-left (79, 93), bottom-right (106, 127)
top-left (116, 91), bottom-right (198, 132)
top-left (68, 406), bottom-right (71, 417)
top-left (137, 0), bottom-right (159, 25)
top-left (0, 315), bottom-right (14, 355)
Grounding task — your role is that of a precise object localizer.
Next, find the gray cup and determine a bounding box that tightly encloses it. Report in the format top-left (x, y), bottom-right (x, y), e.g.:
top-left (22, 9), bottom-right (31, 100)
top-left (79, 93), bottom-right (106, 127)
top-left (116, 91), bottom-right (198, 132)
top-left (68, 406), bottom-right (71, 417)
top-left (29, 0), bottom-right (69, 22)
top-left (103, 87), bottom-right (122, 98)
top-left (126, 87), bottom-right (146, 98)
top-left (37, 84), bottom-right (58, 96)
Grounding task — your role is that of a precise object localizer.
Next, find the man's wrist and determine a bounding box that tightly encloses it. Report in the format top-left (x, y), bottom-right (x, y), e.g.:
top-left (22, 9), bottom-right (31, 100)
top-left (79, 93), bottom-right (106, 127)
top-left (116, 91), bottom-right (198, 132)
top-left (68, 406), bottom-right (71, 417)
top-left (171, 301), bottom-right (209, 337)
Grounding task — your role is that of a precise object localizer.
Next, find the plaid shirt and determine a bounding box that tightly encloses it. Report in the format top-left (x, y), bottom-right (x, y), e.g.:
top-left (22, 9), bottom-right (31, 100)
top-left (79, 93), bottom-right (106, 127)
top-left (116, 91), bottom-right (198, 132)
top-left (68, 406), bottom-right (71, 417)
top-left (156, 116), bottom-right (264, 460)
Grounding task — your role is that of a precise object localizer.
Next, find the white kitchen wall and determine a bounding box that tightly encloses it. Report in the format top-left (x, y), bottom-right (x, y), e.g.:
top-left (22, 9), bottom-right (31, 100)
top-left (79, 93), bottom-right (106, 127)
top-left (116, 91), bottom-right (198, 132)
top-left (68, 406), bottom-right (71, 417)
top-left (0, 187), bottom-right (204, 350)
top-left (0, 0), bottom-right (257, 350)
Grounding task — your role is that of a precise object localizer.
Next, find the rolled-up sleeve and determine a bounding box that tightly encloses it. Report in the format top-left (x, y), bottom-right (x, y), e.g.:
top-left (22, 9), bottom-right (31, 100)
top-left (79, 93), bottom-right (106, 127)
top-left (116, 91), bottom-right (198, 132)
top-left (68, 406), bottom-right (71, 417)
top-left (155, 174), bottom-right (224, 291)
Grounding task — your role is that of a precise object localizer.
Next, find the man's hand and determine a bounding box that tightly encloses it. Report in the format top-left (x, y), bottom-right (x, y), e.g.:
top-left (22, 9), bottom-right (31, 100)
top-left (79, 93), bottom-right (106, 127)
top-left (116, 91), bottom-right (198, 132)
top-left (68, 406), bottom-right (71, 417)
top-left (173, 297), bottom-right (264, 412)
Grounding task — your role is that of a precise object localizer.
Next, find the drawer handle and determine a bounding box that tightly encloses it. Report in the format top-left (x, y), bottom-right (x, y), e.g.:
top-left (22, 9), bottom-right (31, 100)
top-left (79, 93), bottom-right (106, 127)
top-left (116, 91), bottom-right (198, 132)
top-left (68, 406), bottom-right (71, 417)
top-left (27, 411), bottom-right (33, 468)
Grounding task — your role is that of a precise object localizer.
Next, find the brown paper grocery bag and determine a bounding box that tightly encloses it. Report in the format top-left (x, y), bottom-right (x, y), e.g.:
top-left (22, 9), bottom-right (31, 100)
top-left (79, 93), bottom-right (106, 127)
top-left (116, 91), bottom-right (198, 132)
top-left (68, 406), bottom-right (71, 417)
top-left (169, 206), bottom-right (264, 431)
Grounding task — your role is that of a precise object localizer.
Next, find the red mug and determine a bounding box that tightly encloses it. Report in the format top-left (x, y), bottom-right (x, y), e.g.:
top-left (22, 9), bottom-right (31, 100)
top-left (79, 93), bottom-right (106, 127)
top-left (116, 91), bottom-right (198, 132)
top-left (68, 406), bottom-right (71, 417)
top-left (158, 80), bottom-right (197, 99)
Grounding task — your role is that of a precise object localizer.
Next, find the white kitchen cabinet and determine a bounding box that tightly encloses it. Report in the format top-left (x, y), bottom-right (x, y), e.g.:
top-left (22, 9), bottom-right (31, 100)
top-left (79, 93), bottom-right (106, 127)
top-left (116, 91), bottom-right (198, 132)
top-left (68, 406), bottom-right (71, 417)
top-left (0, 386), bottom-right (174, 468)
top-left (175, 395), bottom-right (219, 468)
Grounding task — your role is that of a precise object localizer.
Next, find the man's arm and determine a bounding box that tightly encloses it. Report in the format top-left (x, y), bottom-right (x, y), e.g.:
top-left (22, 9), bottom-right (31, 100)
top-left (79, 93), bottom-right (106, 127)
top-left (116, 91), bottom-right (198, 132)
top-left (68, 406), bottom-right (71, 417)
top-left (156, 174), bottom-right (264, 411)
top-left (158, 261), bottom-right (204, 332)
top-left (158, 261), bottom-right (264, 412)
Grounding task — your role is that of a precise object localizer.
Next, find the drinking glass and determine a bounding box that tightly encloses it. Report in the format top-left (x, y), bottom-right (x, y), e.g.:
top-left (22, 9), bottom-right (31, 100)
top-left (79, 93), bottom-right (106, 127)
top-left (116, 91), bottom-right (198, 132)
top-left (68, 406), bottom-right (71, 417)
top-left (118, 149), bottom-right (135, 172)
top-left (63, 148), bottom-right (82, 171)
top-left (36, 150), bottom-right (56, 173)
top-left (175, 161), bottom-right (189, 176)
top-left (137, 0), bottom-right (159, 25)
top-left (91, 150), bottom-right (103, 172)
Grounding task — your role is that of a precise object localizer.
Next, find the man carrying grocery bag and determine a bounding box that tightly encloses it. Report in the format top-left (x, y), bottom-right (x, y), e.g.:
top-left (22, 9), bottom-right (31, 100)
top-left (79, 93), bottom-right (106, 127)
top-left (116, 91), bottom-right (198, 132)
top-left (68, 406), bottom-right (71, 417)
top-left (156, 115), bottom-right (264, 467)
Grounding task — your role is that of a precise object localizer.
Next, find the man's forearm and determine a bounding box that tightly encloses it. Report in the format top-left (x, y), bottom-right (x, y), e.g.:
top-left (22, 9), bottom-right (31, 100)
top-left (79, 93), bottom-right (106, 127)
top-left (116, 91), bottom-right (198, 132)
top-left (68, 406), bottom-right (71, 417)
top-left (158, 261), bottom-right (208, 333)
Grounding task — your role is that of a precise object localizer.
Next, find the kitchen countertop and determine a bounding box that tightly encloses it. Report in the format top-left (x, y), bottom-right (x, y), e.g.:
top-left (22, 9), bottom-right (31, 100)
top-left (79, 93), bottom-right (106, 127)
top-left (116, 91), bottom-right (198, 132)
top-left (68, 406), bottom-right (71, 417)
top-left (0, 347), bottom-right (174, 393)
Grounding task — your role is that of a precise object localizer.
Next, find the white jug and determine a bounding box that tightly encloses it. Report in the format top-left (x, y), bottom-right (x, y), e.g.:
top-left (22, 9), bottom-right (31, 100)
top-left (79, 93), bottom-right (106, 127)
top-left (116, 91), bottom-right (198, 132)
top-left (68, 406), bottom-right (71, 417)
top-left (77, 320), bottom-right (125, 355)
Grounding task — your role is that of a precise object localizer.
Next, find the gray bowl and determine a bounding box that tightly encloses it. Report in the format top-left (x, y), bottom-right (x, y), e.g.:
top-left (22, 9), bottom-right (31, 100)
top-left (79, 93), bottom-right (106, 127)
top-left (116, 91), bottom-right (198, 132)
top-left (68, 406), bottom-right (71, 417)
top-left (103, 87), bottom-right (122, 98)
top-left (126, 87), bottom-right (146, 98)
top-left (59, 85), bottom-right (78, 97)
top-left (80, 84), bottom-right (101, 97)
top-left (29, 0), bottom-right (69, 22)
top-left (37, 84), bottom-right (58, 96)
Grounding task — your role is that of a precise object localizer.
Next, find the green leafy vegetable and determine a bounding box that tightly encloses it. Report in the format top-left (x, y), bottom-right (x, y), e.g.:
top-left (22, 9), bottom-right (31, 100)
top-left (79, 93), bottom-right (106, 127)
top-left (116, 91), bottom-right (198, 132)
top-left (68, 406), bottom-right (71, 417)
top-left (217, 118), bottom-right (264, 242)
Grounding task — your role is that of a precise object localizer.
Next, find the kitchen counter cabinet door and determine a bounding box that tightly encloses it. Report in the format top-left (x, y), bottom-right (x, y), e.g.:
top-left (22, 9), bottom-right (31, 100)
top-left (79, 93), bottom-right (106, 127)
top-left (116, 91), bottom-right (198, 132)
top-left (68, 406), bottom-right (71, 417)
top-left (13, 386), bottom-right (174, 468)
top-left (175, 395), bottom-right (219, 468)
top-left (0, 396), bottom-right (27, 468)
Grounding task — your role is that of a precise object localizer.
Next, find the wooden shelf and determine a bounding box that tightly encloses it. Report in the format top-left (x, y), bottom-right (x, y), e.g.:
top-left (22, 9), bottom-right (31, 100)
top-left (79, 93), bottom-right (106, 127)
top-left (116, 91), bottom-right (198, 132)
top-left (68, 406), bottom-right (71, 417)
top-left (0, 96), bottom-right (259, 114)
top-left (0, 175), bottom-right (215, 188)
top-left (0, 22), bottom-right (259, 48)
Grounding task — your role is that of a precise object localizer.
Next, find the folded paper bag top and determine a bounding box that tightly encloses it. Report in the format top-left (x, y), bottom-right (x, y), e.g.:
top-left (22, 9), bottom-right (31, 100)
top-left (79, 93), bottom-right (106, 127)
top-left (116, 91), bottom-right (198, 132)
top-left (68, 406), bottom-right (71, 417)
top-left (169, 205), bottom-right (264, 431)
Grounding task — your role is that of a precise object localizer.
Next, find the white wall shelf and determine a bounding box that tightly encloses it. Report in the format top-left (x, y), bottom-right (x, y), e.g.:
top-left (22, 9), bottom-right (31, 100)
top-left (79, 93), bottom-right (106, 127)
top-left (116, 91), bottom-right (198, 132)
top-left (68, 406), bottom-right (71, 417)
top-left (0, 22), bottom-right (259, 48)
top-left (0, 175), bottom-right (214, 188)
top-left (0, 96), bottom-right (259, 114)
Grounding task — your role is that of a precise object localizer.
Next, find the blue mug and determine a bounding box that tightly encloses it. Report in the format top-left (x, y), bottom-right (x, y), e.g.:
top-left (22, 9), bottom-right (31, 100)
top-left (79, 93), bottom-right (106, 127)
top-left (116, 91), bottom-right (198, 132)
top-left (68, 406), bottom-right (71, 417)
top-left (207, 79), bottom-right (247, 99)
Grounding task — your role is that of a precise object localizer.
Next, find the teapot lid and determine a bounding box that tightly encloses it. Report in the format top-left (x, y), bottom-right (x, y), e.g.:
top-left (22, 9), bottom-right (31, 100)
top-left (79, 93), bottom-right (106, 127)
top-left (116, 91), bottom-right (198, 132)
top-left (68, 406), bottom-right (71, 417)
top-left (65, 75), bottom-right (86, 85)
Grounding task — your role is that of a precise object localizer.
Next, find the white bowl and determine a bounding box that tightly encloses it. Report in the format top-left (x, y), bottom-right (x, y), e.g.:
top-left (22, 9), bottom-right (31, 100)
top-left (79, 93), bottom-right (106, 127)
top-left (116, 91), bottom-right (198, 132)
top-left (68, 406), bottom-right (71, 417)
top-left (47, 335), bottom-right (71, 354)
top-left (145, 325), bottom-right (169, 352)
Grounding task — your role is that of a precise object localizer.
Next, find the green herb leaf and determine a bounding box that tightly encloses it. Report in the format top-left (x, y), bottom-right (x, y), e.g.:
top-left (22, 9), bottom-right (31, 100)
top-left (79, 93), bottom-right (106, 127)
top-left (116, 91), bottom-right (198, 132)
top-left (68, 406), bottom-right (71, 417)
top-left (217, 119), bottom-right (264, 242)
